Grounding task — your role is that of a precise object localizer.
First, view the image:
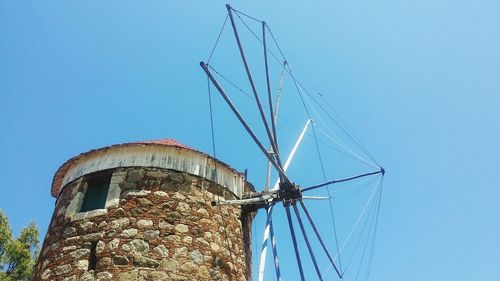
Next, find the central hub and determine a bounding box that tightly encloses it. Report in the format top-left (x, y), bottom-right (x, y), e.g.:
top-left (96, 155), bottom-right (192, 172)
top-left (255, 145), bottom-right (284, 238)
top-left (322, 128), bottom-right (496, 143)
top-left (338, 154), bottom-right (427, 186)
top-left (278, 183), bottom-right (302, 201)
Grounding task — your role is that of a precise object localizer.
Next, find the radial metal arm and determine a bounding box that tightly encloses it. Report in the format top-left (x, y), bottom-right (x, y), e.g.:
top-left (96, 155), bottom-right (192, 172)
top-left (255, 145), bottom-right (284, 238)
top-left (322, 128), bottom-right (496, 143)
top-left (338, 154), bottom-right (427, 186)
top-left (292, 203), bottom-right (324, 281)
top-left (299, 200), bottom-right (342, 278)
top-left (258, 204), bottom-right (282, 281)
top-left (200, 61), bottom-right (292, 186)
top-left (285, 204), bottom-right (306, 281)
top-left (226, 4), bottom-right (284, 179)
top-left (301, 168), bottom-right (385, 192)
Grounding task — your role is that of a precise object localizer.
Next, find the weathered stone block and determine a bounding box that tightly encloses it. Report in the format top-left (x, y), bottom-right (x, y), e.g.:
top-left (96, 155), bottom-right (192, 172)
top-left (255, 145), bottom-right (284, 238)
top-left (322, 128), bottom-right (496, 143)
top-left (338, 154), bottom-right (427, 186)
top-left (137, 219), bottom-right (153, 229)
top-left (110, 218), bottom-right (130, 229)
top-left (153, 245), bottom-right (169, 257)
top-left (174, 223), bottom-right (189, 233)
top-left (147, 271), bottom-right (169, 281)
top-left (109, 238), bottom-right (120, 251)
top-left (138, 198), bottom-right (153, 206)
top-left (41, 269), bottom-right (51, 280)
top-left (182, 236), bottom-right (192, 244)
top-left (198, 265), bottom-right (210, 279)
top-left (118, 270), bottom-right (137, 281)
top-left (196, 208), bottom-right (209, 217)
top-left (133, 256), bottom-right (160, 268)
top-left (164, 212), bottom-right (182, 224)
top-left (82, 232), bottom-right (104, 242)
top-left (69, 249), bottom-right (90, 259)
top-left (179, 261), bottom-right (197, 274)
top-left (189, 250), bottom-right (203, 264)
top-left (122, 239), bottom-right (149, 254)
top-left (79, 271), bottom-right (95, 281)
top-left (64, 227), bottom-right (77, 236)
top-left (96, 240), bottom-right (106, 253)
top-left (112, 255), bottom-right (129, 266)
top-left (121, 228), bottom-right (138, 238)
top-left (127, 170), bottom-right (144, 183)
top-left (76, 259), bottom-right (88, 270)
top-left (143, 230), bottom-right (160, 241)
top-left (96, 271), bottom-right (112, 281)
top-left (80, 221), bottom-right (94, 232)
top-left (162, 258), bottom-right (178, 272)
top-left (173, 247), bottom-right (187, 258)
top-left (55, 264), bottom-right (72, 275)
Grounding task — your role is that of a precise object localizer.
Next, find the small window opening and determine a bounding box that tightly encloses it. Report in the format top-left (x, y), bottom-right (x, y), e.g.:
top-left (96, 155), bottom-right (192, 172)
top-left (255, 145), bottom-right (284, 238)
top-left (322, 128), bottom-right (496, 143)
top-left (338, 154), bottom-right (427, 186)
top-left (80, 174), bottom-right (111, 212)
top-left (88, 241), bottom-right (98, 270)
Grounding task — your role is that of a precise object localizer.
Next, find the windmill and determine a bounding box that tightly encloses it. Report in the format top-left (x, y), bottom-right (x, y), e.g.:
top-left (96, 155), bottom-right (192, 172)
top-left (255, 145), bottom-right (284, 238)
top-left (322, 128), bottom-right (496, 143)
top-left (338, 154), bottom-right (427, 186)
top-left (200, 5), bottom-right (385, 281)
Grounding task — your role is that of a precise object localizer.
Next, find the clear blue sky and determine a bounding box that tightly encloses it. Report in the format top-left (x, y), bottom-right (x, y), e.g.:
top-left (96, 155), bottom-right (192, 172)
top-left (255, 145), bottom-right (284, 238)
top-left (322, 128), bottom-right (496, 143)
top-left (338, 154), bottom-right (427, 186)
top-left (1, 1), bottom-right (499, 280)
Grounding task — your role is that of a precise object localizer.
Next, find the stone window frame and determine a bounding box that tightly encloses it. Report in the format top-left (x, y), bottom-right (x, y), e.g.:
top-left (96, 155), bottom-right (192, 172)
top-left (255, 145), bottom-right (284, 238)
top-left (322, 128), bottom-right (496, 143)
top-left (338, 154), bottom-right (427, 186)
top-left (65, 170), bottom-right (123, 221)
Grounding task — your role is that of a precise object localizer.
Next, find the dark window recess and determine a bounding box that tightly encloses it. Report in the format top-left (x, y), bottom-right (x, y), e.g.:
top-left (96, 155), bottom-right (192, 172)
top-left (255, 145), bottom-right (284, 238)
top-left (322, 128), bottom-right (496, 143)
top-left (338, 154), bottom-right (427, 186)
top-left (88, 241), bottom-right (97, 270)
top-left (80, 174), bottom-right (111, 212)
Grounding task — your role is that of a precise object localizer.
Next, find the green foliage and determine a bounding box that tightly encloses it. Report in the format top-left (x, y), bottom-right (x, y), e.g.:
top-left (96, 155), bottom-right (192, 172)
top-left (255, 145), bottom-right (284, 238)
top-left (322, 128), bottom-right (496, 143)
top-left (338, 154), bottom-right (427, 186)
top-left (0, 210), bottom-right (39, 281)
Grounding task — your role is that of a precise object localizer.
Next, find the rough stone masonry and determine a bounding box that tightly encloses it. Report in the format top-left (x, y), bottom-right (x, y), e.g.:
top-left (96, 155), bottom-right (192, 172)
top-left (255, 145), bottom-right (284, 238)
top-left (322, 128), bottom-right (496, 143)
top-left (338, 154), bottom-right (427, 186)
top-left (33, 166), bottom-right (253, 281)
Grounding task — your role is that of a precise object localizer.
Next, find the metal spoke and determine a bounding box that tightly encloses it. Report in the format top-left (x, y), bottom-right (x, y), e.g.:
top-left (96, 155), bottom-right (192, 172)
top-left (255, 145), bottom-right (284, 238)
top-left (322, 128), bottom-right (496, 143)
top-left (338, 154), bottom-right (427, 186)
top-left (272, 119), bottom-right (311, 191)
top-left (292, 203), bottom-right (324, 280)
top-left (259, 204), bottom-right (282, 281)
top-left (258, 204), bottom-right (273, 281)
top-left (226, 5), bottom-right (285, 185)
top-left (269, 210), bottom-right (282, 281)
top-left (301, 168), bottom-right (384, 192)
top-left (200, 61), bottom-right (291, 185)
top-left (299, 200), bottom-right (342, 278)
top-left (285, 203), bottom-right (306, 281)
top-left (262, 21), bottom-right (279, 156)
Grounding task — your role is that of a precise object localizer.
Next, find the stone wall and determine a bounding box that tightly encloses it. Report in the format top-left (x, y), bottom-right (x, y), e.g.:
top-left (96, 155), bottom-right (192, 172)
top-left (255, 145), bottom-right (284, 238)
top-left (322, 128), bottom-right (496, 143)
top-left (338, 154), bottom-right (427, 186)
top-left (33, 167), bottom-right (251, 281)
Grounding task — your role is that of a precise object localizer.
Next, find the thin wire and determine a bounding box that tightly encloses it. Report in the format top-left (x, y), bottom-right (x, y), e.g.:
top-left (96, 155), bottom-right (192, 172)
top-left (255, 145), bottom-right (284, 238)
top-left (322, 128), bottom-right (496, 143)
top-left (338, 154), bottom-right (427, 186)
top-left (364, 176), bottom-right (384, 281)
top-left (265, 21), bottom-right (381, 167)
top-left (353, 177), bottom-right (382, 281)
top-left (232, 9), bottom-right (364, 168)
top-left (235, 12), bottom-right (284, 67)
top-left (316, 126), bottom-right (379, 169)
top-left (311, 122), bottom-right (344, 275)
top-left (295, 81), bottom-right (380, 167)
top-left (304, 93), bottom-right (378, 169)
top-left (235, 9), bottom-right (379, 169)
top-left (208, 63), bottom-right (373, 167)
top-left (232, 7), bottom-right (262, 22)
top-left (320, 95), bottom-right (381, 168)
top-left (282, 45), bottom-right (347, 276)
top-left (320, 175), bottom-right (380, 278)
top-left (208, 65), bottom-right (252, 97)
top-left (331, 174), bottom-right (379, 199)
top-left (335, 175), bottom-right (380, 259)
top-left (296, 79), bottom-right (381, 167)
top-left (288, 62), bottom-right (377, 172)
top-left (341, 188), bottom-right (378, 276)
top-left (265, 24), bottom-right (287, 63)
top-left (354, 199), bottom-right (377, 281)
top-left (207, 15), bottom-right (229, 64)
top-left (208, 76), bottom-right (236, 281)
top-left (207, 78), bottom-right (217, 158)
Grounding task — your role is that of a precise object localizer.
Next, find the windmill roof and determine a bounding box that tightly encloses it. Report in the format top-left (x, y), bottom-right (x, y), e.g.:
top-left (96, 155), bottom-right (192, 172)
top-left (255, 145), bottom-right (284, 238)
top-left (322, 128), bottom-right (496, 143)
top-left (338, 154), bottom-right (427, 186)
top-left (50, 138), bottom-right (248, 197)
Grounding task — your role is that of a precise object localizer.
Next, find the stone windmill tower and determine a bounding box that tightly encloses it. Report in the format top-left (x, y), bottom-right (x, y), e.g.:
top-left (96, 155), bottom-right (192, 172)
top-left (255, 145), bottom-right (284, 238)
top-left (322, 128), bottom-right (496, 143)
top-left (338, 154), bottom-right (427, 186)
top-left (33, 139), bottom-right (255, 281)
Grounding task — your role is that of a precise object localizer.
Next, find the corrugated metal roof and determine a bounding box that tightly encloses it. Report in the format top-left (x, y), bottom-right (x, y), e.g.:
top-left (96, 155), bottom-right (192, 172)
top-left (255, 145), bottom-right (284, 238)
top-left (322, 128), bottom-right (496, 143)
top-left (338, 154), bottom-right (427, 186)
top-left (51, 139), bottom-right (250, 198)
